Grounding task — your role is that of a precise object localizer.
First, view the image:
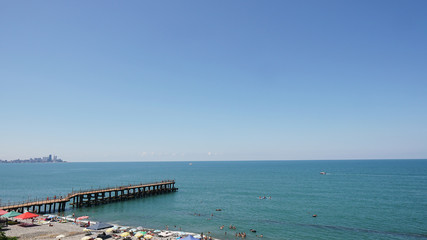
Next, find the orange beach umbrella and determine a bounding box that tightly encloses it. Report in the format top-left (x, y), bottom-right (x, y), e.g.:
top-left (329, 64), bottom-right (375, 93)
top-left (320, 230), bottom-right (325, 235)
top-left (15, 212), bottom-right (39, 219)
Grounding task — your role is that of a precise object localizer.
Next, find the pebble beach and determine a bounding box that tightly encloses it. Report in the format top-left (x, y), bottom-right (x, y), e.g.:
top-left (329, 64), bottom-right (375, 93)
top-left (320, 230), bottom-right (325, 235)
top-left (2, 216), bottom-right (213, 240)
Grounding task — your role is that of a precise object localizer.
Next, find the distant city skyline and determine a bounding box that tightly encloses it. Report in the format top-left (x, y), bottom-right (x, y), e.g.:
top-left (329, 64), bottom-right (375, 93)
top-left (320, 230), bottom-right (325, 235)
top-left (1, 1), bottom-right (426, 162)
top-left (0, 154), bottom-right (64, 163)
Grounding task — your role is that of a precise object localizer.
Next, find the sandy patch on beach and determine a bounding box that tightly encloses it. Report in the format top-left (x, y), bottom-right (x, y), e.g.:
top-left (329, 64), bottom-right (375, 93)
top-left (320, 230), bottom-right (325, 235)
top-left (3, 222), bottom-right (88, 240)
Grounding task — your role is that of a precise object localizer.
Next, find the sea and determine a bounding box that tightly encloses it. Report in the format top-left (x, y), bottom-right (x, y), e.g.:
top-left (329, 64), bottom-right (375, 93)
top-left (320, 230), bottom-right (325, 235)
top-left (0, 160), bottom-right (426, 240)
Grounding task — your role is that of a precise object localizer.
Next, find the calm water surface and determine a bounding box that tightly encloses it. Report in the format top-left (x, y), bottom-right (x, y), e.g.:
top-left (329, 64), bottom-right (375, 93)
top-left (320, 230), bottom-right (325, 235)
top-left (1, 160), bottom-right (426, 240)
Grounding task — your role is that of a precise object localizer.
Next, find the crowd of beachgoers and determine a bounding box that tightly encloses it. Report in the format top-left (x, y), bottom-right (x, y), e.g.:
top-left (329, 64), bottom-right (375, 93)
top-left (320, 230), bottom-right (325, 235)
top-left (1, 213), bottom-right (218, 240)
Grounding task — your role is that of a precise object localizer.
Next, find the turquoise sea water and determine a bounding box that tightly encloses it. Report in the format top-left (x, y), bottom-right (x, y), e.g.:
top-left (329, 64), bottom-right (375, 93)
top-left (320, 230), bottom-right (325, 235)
top-left (0, 160), bottom-right (426, 239)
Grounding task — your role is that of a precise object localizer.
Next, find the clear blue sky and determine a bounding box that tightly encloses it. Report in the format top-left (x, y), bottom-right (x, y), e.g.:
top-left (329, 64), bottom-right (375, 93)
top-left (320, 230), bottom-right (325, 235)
top-left (1, 1), bottom-right (426, 162)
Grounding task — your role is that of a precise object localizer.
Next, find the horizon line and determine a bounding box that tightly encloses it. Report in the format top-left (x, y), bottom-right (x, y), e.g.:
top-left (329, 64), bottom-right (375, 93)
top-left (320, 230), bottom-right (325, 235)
top-left (65, 158), bottom-right (427, 163)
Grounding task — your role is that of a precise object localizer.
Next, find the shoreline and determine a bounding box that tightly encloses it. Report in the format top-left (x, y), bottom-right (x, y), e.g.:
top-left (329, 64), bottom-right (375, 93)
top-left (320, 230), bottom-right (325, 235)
top-left (2, 215), bottom-right (219, 240)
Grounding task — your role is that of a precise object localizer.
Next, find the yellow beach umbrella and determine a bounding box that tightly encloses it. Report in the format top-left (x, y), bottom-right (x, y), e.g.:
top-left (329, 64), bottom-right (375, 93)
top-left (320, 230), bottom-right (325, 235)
top-left (144, 234), bottom-right (153, 239)
top-left (121, 232), bottom-right (131, 237)
top-left (106, 228), bottom-right (114, 234)
top-left (83, 228), bottom-right (91, 232)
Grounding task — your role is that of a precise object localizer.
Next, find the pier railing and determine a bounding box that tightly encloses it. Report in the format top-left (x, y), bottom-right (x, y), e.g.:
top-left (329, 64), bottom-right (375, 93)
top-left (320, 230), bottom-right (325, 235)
top-left (68, 180), bottom-right (176, 195)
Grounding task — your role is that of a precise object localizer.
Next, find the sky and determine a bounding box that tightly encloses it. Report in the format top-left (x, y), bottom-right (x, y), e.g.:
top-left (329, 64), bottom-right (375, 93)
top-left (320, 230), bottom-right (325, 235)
top-left (1, 0), bottom-right (426, 162)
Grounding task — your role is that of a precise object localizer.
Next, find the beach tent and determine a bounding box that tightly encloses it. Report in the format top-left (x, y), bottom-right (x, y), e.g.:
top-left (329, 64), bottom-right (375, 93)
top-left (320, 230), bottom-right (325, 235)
top-left (0, 210), bottom-right (8, 216)
top-left (87, 222), bottom-right (113, 230)
top-left (1, 211), bottom-right (21, 218)
top-left (181, 235), bottom-right (201, 240)
top-left (15, 212), bottom-right (39, 219)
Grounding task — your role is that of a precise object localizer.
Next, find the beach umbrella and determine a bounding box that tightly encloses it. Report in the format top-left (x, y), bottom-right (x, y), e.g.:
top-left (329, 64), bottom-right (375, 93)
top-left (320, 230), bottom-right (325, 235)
top-left (56, 234), bottom-right (65, 239)
top-left (83, 228), bottom-right (91, 232)
top-left (88, 222), bottom-right (113, 230)
top-left (81, 237), bottom-right (92, 240)
top-left (136, 226), bottom-right (144, 230)
top-left (121, 232), bottom-right (131, 237)
top-left (2, 211), bottom-right (21, 218)
top-left (95, 238), bottom-right (103, 240)
top-left (77, 216), bottom-right (89, 220)
top-left (106, 228), bottom-right (114, 234)
top-left (135, 232), bottom-right (144, 238)
top-left (0, 210), bottom-right (8, 216)
top-left (15, 212), bottom-right (39, 219)
top-left (182, 235), bottom-right (200, 240)
top-left (144, 235), bottom-right (153, 239)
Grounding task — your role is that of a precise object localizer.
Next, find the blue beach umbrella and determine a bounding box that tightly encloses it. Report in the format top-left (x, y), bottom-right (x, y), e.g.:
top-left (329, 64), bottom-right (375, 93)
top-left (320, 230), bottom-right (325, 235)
top-left (181, 235), bottom-right (200, 240)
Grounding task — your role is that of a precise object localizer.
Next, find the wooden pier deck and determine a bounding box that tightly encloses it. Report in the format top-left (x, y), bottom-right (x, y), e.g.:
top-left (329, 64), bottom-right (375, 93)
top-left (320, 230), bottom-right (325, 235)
top-left (0, 180), bottom-right (177, 213)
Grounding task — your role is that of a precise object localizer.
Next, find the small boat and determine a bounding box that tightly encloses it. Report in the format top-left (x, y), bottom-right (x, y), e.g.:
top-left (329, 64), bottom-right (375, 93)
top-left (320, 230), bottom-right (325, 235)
top-left (320, 172), bottom-right (326, 175)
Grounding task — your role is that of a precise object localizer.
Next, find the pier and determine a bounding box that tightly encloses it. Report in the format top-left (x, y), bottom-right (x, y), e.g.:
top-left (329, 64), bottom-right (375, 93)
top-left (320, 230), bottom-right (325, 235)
top-left (0, 180), bottom-right (177, 213)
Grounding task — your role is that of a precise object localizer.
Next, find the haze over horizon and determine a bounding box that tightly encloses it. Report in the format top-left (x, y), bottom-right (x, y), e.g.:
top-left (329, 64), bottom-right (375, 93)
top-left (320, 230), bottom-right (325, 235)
top-left (1, 1), bottom-right (426, 162)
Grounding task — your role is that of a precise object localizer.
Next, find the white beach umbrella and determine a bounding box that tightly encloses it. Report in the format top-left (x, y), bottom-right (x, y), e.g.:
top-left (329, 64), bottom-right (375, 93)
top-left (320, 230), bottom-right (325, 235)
top-left (56, 234), bottom-right (65, 239)
top-left (81, 237), bottom-right (92, 240)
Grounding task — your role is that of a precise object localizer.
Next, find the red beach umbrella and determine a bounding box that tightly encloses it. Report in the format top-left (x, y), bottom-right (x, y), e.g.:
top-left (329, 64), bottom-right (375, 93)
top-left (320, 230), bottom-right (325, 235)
top-left (77, 216), bottom-right (89, 220)
top-left (0, 210), bottom-right (8, 216)
top-left (15, 212), bottom-right (39, 219)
